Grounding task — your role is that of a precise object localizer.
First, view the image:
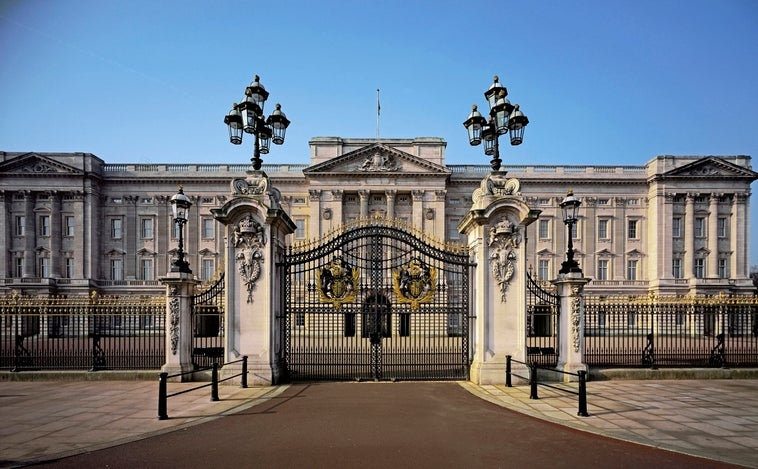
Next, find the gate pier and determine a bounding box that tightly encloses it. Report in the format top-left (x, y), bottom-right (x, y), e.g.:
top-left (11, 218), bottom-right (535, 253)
top-left (212, 171), bottom-right (295, 386)
top-left (159, 272), bottom-right (199, 380)
top-left (552, 273), bottom-right (591, 379)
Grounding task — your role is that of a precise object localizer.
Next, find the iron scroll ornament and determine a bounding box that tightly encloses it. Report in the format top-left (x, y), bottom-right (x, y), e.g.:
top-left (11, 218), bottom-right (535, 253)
top-left (318, 257), bottom-right (359, 310)
top-left (393, 258), bottom-right (436, 310)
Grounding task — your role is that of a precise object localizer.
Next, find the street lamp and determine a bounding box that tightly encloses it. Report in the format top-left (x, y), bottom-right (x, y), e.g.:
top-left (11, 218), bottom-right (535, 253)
top-left (224, 74), bottom-right (291, 170)
top-left (170, 186), bottom-right (192, 274)
top-left (463, 75), bottom-right (529, 171)
top-left (559, 190), bottom-right (582, 275)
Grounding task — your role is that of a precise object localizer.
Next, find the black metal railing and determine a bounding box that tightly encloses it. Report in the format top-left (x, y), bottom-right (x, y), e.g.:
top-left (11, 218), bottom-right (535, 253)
top-left (1, 293), bottom-right (165, 371)
top-left (158, 356), bottom-right (248, 420)
top-left (192, 273), bottom-right (225, 369)
top-left (585, 294), bottom-right (758, 368)
top-left (506, 355), bottom-right (589, 417)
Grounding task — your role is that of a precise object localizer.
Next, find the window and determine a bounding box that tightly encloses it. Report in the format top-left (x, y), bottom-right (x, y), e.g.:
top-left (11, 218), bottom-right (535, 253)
top-left (38, 257), bottom-right (50, 278)
top-left (141, 218), bottom-right (154, 239)
top-left (627, 259), bottom-right (638, 281)
top-left (627, 219), bottom-right (638, 239)
top-left (695, 217), bottom-right (705, 238)
top-left (628, 312), bottom-right (637, 327)
top-left (39, 215), bottom-right (50, 236)
top-left (538, 260), bottom-right (550, 281)
top-left (717, 217), bottom-right (727, 238)
top-left (15, 257), bottom-right (23, 277)
top-left (672, 217), bottom-right (681, 238)
top-left (64, 216), bottom-right (75, 237)
top-left (111, 218), bottom-right (123, 239)
top-left (202, 259), bottom-right (215, 281)
top-left (538, 220), bottom-right (549, 240)
top-left (140, 197), bottom-right (153, 204)
top-left (597, 219), bottom-right (608, 240)
top-left (140, 259), bottom-right (154, 281)
top-left (295, 219), bottom-right (306, 239)
top-left (627, 199), bottom-right (638, 206)
top-left (597, 199), bottom-right (609, 206)
top-left (672, 258), bottom-right (683, 279)
top-left (65, 258), bottom-right (74, 278)
top-left (15, 216), bottom-right (25, 236)
top-left (694, 258), bottom-right (705, 279)
top-left (111, 259), bottom-right (124, 280)
top-left (447, 218), bottom-right (460, 240)
top-left (597, 259), bottom-right (608, 281)
top-left (718, 259), bottom-right (728, 279)
top-left (202, 218), bottom-right (215, 239)
top-left (538, 198), bottom-right (550, 206)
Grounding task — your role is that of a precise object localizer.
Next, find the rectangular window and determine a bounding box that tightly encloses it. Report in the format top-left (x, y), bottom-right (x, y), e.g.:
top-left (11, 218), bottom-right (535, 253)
top-left (718, 259), bottom-right (728, 278)
top-left (597, 260), bottom-right (608, 281)
top-left (141, 218), bottom-right (154, 239)
top-left (447, 218), bottom-right (460, 240)
top-left (65, 258), bottom-right (74, 278)
top-left (111, 218), bottom-right (123, 239)
top-left (15, 257), bottom-right (23, 277)
top-left (111, 259), bottom-right (124, 281)
top-left (39, 215), bottom-right (50, 236)
top-left (695, 217), bottom-right (705, 238)
top-left (628, 312), bottom-right (637, 327)
top-left (202, 218), bottom-right (215, 239)
top-left (627, 259), bottom-right (638, 281)
top-left (202, 259), bottom-right (215, 281)
top-left (64, 216), bottom-right (75, 237)
top-left (694, 258), bottom-right (705, 279)
top-left (141, 259), bottom-right (154, 281)
top-left (597, 219), bottom-right (608, 240)
top-left (538, 260), bottom-right (549, 281)
top-left (672, 258), bottom-right (682, 279)
top-left (295, 219), bottom-right (306, 239)
top-left (38, 257), bottom-right (49, 278)
top-left (627, 219), bottom-right (638, 239)
top-left (538, 220), bottom-right (549, 240)
top-left (15, 216), bottom-right (25, 236)
top-left (672, 217), bottom-right (681, 238)
top-left (717, 217), bottom-right (727, 238)
top-left (597, 199), bottom-right (609, 205)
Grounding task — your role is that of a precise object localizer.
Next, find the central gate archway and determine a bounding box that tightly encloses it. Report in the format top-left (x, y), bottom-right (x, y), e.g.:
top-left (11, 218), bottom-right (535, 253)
top-left (278, 219), bottom-right (474, 381)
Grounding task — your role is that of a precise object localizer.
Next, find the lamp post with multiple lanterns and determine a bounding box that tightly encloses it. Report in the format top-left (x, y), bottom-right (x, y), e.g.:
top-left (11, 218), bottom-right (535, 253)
top-left (558, 189), bottom-right (583, 275)
top-left (224, 75), bottom-right (291, 170)
top-left (463, 75), bottom-right (529, 171)
top-left (170, 186), bottom-right (192, 274)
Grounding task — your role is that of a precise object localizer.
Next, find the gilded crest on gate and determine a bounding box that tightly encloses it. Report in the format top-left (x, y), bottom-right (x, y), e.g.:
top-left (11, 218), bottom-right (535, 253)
top-left (393, 258), bottom-right (436, 310)
top-left (318, 257), bottom-right (359, 310)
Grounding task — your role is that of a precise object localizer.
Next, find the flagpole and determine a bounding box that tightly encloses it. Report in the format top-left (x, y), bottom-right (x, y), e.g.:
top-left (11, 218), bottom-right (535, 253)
top-left (376, 88), bottom-right (380, 140)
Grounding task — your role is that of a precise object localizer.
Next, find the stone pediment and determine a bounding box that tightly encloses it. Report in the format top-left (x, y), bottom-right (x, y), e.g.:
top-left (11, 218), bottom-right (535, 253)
top-left (0, 153), bottom-right (84, 176)
top-left (303, 143), bottom-right (451, 176)
top-left (662, 157), bottom-right (758, 180)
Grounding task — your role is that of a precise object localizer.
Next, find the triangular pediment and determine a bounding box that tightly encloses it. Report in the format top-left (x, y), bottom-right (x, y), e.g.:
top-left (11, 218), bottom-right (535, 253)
top-left (303, 143), bottom-right (451, 176)
top-left (626, 249), bottom-right (645, 258)
top-left (662, 157), bottom-right (758, 180)
top-left (0, 153), bottom-right (84, 176)
top-left (595, 248), bottom-right (615, 257)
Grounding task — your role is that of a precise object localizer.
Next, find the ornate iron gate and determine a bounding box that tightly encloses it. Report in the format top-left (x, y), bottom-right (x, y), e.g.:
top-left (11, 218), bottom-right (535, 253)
top-left (191, 272), bottom-right (225, 368)
top-left (526, 268), bottom-right (560, 367)
top-left (278, 220), bottom-right (474, 381)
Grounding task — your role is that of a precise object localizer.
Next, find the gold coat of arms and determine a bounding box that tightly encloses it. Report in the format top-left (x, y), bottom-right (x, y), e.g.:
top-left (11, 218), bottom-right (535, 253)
top-left (393, 258), bottom-right (436, 310)
top-left (318, 257), bottom-right (359, 310)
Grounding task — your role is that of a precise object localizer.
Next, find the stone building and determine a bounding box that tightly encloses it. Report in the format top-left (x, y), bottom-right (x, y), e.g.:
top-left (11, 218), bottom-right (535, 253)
top-left (1, 137), bottom-right (755, 297)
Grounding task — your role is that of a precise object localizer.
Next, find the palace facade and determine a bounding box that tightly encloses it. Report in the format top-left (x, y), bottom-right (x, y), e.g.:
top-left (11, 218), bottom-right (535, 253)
top-left (1, 137), bottom-right (755, 297)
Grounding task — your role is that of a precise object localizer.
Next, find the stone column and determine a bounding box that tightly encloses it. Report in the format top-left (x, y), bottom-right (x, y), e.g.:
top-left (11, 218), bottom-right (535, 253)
top-left (309, 190), bottom-right (321, 238)
top-left (385, 190), bottom-right (396, 220)
top-left (23, 191), bottom-right (35, 277)
top-left (412, 190), bottom-right (424, 228)
top-left (0, 191), bottom-right (8, 278)
top-left (50, 191), bottom-right (62, 278)
top-left (684, 193), bottom-right (695, 280)
top-left (707, 193), bottom-right (719, 278)
top-left (160, 271), bottom-right (198, 380)
top-left (552, 272), bottom-right (591, 379)
top-left (732, 192), bottom-right (748, 279)
top-left (359, 190), bottom-right (369, 218)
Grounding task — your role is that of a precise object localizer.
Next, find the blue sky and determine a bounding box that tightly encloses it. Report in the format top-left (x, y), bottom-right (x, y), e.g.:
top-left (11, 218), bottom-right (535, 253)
top-left (1, 0), bottom-right (757, 262)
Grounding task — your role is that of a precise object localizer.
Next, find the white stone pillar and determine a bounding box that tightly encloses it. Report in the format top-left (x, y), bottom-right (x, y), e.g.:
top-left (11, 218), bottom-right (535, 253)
top-left (684, 193), bottom-right (695, 280)
top-left (707, 193), bottom-right (719, 278)
top-left (359, 190), bottom-right (369, 218)
top-left (552, 272), bottom-right (591, 379)
top-left (385, 190), bottom-right (396, 220)
top-left (160, 272), bottom-right (198, 381)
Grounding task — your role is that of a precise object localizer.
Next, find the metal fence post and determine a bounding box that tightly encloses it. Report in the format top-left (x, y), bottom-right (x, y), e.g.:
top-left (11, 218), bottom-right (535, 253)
top-left (211, 362), bottom-right (220, 402)
top-left (577, 370), bottom-right (589, 417)
top-left (241, 355), bottom-right (248, 388)
top-left (505, 355), bottom-right (512, 387)
top-left (529, 362), bottom-right (538, 399)
top-left (158, 372), bottom-right (168, 420)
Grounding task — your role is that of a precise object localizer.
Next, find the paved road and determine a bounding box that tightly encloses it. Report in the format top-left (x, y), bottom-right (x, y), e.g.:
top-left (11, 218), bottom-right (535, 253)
top-left (31, 382), bottom-right (737, 469)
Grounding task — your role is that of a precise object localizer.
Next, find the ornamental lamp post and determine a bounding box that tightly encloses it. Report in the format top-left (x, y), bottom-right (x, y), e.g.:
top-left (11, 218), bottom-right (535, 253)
top-left (558, 189), bottom-right (582, 275)
top-left (463, 75), bottom-right (529, 171)
top-left (224, 74), bottom-right (291, 170)
top-left (170, 186), bottom-right (192, 274)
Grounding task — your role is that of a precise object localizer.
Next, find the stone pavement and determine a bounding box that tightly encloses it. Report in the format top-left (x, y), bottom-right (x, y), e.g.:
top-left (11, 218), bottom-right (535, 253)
top-left (0, 377), bottom-right (756, 468)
